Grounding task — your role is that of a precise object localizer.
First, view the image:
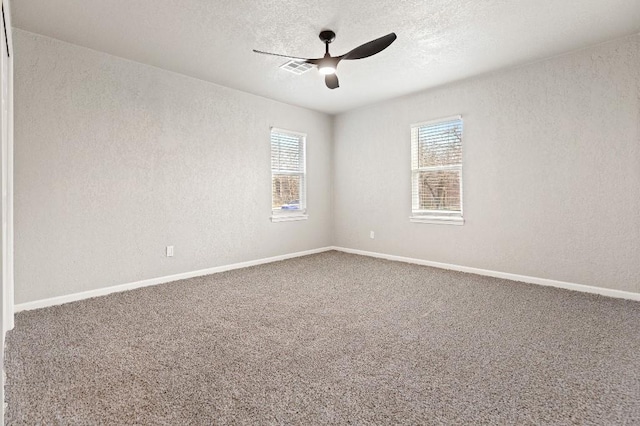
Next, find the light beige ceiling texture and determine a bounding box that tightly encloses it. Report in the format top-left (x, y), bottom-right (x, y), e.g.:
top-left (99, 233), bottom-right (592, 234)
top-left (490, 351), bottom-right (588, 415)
top-left (12, 0), bottom-right (640, 114)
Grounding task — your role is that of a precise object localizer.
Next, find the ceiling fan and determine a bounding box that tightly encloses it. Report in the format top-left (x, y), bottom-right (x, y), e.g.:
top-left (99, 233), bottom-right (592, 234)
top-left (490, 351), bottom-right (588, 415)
top-left (253, 30), bottom-right (397, 89)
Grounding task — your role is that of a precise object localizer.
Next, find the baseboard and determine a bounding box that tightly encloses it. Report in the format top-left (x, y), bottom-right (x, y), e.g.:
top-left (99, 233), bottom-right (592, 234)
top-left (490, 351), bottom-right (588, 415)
top-left (331, 246), bottom-right (640, 302)
top-left (14, 247), bottom-right (334, 312)
top-left (15, 245), bottom-right (639, 312)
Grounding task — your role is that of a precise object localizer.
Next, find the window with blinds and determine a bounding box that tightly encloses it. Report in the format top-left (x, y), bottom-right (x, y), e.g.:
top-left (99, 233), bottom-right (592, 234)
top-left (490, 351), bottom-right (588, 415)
top-left (271, 128), bottom-right (308, 222)
top-left (410, 116), bottom-right (464, 225)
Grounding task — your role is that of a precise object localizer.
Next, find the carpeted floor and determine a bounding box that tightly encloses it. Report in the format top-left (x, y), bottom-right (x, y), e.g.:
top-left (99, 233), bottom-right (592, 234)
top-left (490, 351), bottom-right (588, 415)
top-left (5, 251), bottom-right (640, 424)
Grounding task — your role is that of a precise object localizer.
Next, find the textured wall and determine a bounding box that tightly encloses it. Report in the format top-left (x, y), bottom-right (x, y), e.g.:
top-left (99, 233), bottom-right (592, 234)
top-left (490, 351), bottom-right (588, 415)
top-left (14, 29), bottom-right (640, 303)
top-left (334, 35), bottom-right (640, 293)
top-left (14, 30), bottom-right (333, 304)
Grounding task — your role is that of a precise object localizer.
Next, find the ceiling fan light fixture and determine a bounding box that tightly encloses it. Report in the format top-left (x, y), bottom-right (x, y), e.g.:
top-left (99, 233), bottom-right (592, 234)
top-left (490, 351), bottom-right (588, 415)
top-left (318, 64), bottom-right (336, 75)
top-left (318, 55), bottom-right (337, 75)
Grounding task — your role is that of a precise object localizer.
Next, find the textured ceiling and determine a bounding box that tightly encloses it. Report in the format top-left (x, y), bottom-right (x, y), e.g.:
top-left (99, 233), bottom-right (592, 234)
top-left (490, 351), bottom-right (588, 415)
top-left (12, 0), bottom-right (640, 114)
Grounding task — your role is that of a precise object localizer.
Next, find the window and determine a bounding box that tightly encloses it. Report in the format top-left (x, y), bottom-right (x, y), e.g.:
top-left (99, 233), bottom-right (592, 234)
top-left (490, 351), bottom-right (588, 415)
top-left (410, 116), bottom-right (464, 225)
top-left (271, 128), bottom-right (307, 222)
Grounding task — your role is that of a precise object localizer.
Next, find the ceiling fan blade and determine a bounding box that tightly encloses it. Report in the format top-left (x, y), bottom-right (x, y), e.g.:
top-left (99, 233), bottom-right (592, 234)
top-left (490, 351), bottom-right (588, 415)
top-left (342, 33), bottom-right (397, 60)
top-left (252, 49), bottom-right (316, 63)
top-left (325, 74), bottom-right (339, 89)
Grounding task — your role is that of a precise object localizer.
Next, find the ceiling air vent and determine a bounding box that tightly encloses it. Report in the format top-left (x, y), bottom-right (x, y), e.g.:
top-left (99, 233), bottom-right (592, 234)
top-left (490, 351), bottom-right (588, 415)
top-left (280, 60), bottom-right (313, 75)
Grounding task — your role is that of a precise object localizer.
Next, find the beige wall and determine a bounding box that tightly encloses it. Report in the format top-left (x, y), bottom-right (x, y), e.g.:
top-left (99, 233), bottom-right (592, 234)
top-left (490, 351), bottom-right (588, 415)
top-left (14, 30), bottom-right (333, 304)
top-left (333, 35), bottom-right (640, 293)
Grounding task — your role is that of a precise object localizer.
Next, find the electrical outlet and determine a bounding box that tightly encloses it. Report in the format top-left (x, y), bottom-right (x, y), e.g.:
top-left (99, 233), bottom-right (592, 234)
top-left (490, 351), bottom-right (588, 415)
top-left (166, 246), bottom-right (174, 257)
top-left (370, 231), bottom-right (375, 239)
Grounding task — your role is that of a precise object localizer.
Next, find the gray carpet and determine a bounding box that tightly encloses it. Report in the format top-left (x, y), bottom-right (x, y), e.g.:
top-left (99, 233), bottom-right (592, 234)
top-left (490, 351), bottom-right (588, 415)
top-left (5, 251), bottom-right (640, 424)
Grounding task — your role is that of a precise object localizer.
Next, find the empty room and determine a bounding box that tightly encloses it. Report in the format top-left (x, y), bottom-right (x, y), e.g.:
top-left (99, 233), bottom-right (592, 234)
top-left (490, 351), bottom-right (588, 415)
top-left (0, 0), bottom-right (638, 423)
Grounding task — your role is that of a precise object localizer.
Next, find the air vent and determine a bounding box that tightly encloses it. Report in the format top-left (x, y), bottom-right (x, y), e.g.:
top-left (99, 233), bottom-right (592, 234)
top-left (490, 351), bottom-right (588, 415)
top-left (280, 60), bottom-right (313, 75)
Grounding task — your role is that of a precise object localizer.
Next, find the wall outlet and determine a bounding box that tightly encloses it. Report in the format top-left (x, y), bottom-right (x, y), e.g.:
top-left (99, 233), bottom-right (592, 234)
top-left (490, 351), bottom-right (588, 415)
top-left (166, 245), bottom-right (174, 257)
top-left (370, 231), bottom-right (375, 239)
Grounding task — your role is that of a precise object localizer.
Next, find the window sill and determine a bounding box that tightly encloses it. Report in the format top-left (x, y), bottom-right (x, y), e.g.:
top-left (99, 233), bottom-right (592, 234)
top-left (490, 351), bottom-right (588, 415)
top-left (271, 214), bottom-right (309, 223)
top-left (410, 216), bottom-right (464, 226)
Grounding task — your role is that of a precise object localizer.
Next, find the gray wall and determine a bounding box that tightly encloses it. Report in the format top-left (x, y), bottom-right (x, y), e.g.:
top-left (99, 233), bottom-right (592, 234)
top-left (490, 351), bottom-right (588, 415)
top-left (333, 35), bottom-right (640, 293)
top-left (14, 30), bottom-right (333, 304)
top-left (14, 30), bottom-right (640, 304)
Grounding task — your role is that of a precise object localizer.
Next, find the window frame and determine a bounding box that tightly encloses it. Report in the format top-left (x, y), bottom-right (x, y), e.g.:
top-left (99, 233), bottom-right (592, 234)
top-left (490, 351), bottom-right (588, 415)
top-left (410, 115), bottom-right (464, 226)
top-left (270, 127), bottom-right (308, 222)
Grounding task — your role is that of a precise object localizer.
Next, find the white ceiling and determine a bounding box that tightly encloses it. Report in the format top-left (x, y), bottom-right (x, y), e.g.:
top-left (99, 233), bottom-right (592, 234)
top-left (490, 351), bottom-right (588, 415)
top-left (12, 0), bottom-right (640, 114)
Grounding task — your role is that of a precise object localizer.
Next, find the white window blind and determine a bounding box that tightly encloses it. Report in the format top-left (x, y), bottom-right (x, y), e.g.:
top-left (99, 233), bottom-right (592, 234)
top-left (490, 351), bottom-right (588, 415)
top-left (271, 128), bottom-right (307, 221)
top-left (410, 116), bottom-right (464, 225)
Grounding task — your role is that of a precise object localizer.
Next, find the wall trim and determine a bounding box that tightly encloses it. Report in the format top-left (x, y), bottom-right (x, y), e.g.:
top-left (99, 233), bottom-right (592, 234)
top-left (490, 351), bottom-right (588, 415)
top-left (15, 244), bottom-right (640, 312)
top-left (331, 246), bottom-right (640, 301)
top-left (15, 246), bottom-right (334, 312)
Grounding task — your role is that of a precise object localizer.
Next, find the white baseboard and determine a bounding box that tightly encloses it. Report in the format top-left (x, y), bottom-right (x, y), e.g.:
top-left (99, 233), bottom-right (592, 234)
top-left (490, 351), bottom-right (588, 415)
top-left (14, 247), bottom-right (334, 312)
top-left (331, 246), bottom-right (640, 301)
top-left (15, 245), bottom-right (640, 312)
